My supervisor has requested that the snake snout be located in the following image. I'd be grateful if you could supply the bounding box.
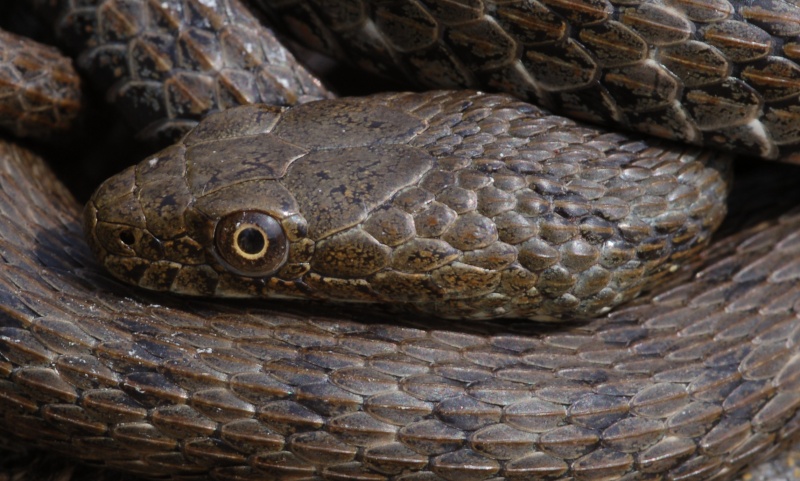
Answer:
[83,165,162,284]
[83,152,209,293]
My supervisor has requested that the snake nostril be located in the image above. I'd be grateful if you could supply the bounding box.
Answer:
[119,230,135,246]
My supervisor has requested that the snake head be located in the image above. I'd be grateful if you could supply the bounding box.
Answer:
[85,92,731,320]
[83,98,434,301]
[82,140,309,298]
[82,104,311,298]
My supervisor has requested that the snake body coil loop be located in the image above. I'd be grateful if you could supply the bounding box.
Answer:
[1,1,800,480]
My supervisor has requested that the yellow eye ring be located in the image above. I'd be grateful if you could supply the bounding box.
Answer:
[214,211,288,277]
[232,223,270,260]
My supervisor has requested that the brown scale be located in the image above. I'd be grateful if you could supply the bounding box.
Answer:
[0,30,81,139]
[29,0,331,143]
[256,0,800,162]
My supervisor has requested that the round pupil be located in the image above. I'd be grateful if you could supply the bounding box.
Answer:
[237,227,266,255]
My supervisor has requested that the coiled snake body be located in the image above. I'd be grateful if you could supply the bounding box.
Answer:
[4,1,800,480]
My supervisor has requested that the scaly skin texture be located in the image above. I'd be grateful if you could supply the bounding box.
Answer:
[30,0,331,142]
[0,136,798,481]
[2,0,800,479]
[0,29,82,139]
[257,0,800,162]
[85,90,730,321]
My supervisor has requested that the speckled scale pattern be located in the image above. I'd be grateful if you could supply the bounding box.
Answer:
[256,0,800,162]
[0,29,82,139]
[31,0,330,142]
[84,90,730,320]
[2,137,800,480]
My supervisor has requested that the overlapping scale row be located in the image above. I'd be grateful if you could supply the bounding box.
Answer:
[2,138,800,480]
[256,0,800,162]
[32,0,330,142]
[0,29,82,139]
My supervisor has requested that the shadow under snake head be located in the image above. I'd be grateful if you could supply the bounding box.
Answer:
[84,91,732,321]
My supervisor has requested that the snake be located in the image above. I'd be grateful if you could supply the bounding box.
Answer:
[4,1,800,480]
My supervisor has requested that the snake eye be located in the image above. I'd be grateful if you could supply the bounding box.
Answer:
[214,211,288,277]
